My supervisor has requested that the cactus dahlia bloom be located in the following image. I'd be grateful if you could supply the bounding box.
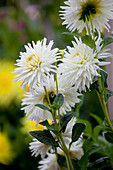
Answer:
[13,38,58,89]
[58,37,102,92]
[60,0,113,33]
[21,75,80,124]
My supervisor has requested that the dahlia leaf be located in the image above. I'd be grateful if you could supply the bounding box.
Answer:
[81,35,96,50]
[60,112,75,133]
[35,104,51,112]
[62,32,82,38]
[29,130,59,147]
[71,123,86,143]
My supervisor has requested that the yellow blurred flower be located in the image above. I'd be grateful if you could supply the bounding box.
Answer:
[20,117,44,134]
[0,132,15,165]
[0,60,29,108]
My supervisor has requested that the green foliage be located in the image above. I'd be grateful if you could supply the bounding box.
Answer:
[53,93,64,110]
[105,89,113,102]
[104,132,113,144]
[39,120,59,136]
[29,130,59,147]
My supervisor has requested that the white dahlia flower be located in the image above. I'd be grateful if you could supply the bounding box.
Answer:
[21,76,55,124]
[22,75,80,123]
[38,153,60,170]
[58,37,100,92]
[60,0,113,33]
[29,139,51,159]
[13,38,58,89]
[69,141,84,160]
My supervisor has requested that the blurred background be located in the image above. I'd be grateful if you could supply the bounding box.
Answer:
[0,0,113,169]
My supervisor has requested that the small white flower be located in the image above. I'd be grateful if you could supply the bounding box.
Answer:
[13,38,58,89]
[58,37,100,92]
[60,0,113,33]
[29,139,51,159]
[38,152,67,170]
[62,117,76,144]
[70,141,84,160]
[22,75,80,123]
[21,76,55,124]
[38,153,58,170]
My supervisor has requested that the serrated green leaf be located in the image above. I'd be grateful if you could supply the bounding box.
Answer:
[101,37,113,49]
[71,123,86,143]
[105,89,113,102]
[105,132,113,144]
[62,32,82,38]
[81,35,96,49]
[60,112,75,133]
[54,93,64,110]
[29,130,59,147]
[100,70,108,88]
[35,104,51,112]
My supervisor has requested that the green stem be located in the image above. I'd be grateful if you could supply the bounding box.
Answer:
[43,86,51,105]
[55,147,61,170]
[85,16,91,36]
[101,92,113,132]
[55,62,61,130]
[96,88,113,132]
[60,135,74,170]
[89,14,95,40]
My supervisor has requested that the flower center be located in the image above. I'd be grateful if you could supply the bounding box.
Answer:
[26,54,42,68]
[43,90,56,105]
[72,52,89,65]
[79,0,102,21]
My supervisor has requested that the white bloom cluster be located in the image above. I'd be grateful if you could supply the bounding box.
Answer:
[21,75,80,124]
[12,0,113,168]
[29,118,84,170]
